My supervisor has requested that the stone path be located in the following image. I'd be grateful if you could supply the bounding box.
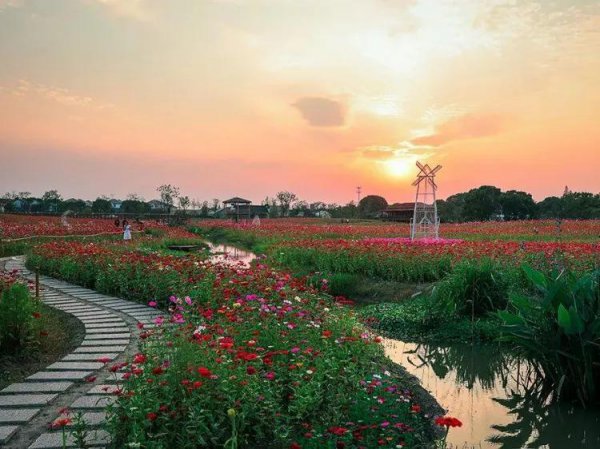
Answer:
[0,257,163,448]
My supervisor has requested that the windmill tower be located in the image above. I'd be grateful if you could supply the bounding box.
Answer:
[410,161,442,240]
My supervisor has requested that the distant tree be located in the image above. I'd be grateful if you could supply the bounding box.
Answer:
[121,199,149,215]
[126,193,145,202]
[290,200,309,217]
[276,191,298,217]
[18,191,31,200]
[2,191,18,200]
[358,195,388,218]
[500,190,537,220]
[211,199,220,212]
[436,193,467,223]
[462,186,502,221]
[201,201,209,217]
[92,198,112,214]
[42,190,62,213]
[178,195,191,212]
[59,199,86,213]
[156,185,180,214]
[310,201,326,211]
[561,192,600,219]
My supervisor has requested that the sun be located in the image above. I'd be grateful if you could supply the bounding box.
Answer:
[384,158,412,177]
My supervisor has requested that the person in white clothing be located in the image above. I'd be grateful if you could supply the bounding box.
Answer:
[123,222,132,242]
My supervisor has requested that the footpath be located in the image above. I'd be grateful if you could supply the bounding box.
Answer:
[0,256,162,448]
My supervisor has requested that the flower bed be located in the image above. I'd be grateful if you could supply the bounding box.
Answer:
[27,242,440,448]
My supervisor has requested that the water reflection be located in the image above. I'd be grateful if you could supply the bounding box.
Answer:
[383,339,600,449]
[205,242,256,267]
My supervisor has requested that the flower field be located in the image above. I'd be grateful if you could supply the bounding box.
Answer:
[192,218,600,242]
[26,240,438,448]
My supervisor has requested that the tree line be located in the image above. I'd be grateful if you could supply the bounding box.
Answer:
[1,185,598,221]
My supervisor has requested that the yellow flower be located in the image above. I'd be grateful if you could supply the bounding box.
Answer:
[227,408,237,418]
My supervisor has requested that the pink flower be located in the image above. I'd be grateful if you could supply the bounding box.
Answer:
[148,301,157,307]
[154,316,164,326]
[290,347,300,353]
[184,296,192,305]
[265,371,276,381]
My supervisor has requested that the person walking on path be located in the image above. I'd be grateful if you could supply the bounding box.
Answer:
[123,219,132,242]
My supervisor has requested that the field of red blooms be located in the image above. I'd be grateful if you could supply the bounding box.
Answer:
[27,241,439,448]
[195,218,600,241]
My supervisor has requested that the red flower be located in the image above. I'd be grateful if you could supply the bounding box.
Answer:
[133,353,147,364]
[411,404,421,413]
[246,366,256,375]
[85,376,97,383]
[290,443,302,449]
[51,417,72,429]
[197,367,212,378]
[146,412,158,422]
[327,426,348,436]
[32,312,41,319]
[97,356,112,364]
[435,416,462,428]
[152,366,164,375]
[322,330,333,338]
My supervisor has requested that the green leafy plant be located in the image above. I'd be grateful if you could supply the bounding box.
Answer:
[497,264,600,405]
[0,281,40,355]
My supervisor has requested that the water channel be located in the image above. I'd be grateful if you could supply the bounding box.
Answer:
[383,339,600,449]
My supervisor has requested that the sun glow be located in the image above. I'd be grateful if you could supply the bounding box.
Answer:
[384,158,412,177]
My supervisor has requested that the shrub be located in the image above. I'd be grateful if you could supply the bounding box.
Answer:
[0,278,40,355]
[498,265,600,405]
[433,260,511,318]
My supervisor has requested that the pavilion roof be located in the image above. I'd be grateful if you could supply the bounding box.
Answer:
[223,197,251,204]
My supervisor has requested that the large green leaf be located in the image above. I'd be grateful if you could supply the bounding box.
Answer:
[522,264,547,291]
[557,303,572,333]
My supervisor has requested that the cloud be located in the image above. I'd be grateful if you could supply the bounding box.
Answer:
[292,97,347,127]
[10,79,114,110]
[411,113,506,147]
[359,141,433,161]
[0,0,21,12]
[90,0,151,21]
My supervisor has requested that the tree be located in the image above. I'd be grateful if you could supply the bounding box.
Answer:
[201,201,209,217]
[276,191,298,217]
[500,190,537,220]
[211,199,220,212]
[18,191,31,199]
[462,186,502,221]
[156,185,180,213]
[92,198,112,213]
[58,199,86,213]
[126,193,145,202]
[436,193,467,223]
[42,190,62,202]
[42,190,62,213]
[358,195,388,218]
[178,195,191,212]
[121,199,149,214]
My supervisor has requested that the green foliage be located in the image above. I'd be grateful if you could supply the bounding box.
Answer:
[0,283,40,355]
[497,265,600,405]
[433,260,511,318]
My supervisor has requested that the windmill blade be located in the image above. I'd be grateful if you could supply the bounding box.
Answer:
[416,161,426,172]
[430,165,442,175]
[412,178,422,186]
[422,164,432,174]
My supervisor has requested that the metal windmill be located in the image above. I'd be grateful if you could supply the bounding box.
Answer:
[410,161,442,240]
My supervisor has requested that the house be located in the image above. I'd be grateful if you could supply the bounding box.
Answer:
[220,197,268,221]
[382,202,418,222]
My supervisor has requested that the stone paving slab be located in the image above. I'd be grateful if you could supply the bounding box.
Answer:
[80,328,129,334]
[70,396,114,409]
[85,333,130,340]
[74,346,127,353]
[67,411,106,427]
[28,429,110,448]
[0,408,40,424]
[71,312,114,318]
[47,362,104,371]
[1,382,73,394]
[84,321,126,327]
[63,353,119,362]
[79,318,124,323]
[0,425,19,444]
[27,371,93,381]
[79,340,129,347]
[0,394,57,407]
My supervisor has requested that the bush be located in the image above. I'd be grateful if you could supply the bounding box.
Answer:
[0,280,40,355]
[498,265,600,405]
[433,260,511,318]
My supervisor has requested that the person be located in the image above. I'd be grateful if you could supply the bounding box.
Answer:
[114,217,120,228]
[123,220,132,242]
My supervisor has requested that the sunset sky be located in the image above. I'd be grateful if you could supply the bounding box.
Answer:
[1,0,599,204]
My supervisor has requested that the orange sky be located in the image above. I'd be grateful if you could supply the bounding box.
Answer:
[0,0,599,204]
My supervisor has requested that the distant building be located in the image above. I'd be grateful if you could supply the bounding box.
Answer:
[110,200,122,212]
[382,202,418,222]
[220,197,268,221]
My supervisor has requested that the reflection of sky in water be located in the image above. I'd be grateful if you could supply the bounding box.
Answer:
[383,339,600,449]
[206,242,256,267]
